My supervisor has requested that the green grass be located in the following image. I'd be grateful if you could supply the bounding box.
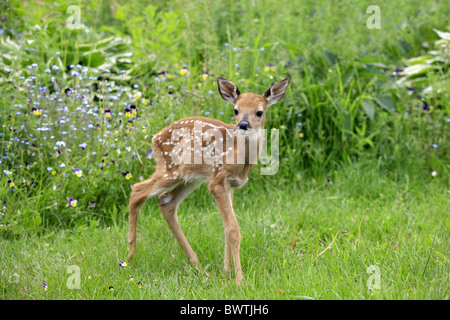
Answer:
[1,170,448,299]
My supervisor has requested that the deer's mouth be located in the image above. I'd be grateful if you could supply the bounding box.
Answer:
[236,127,259,136]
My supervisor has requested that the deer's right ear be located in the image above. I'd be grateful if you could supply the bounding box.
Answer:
[217,77,241,105]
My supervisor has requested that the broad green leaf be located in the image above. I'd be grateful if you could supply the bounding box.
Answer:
[361,99,376,120]
[433,28,450,40]
[375,96,395,112]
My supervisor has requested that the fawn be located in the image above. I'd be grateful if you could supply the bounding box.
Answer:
[128,77,290,284]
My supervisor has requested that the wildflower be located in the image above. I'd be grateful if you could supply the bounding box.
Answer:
[90,201,96,209]
[129,276,134,282]
[299,132,304,138]
[431,171,437,177]
[146,150,153,159]
[392,68,403,76]
[125,145,131,152]
[69,198,77,208]
[202,72,209,80]
[119,262,127,267]
[264,64,276,72]
[8,180,15,188]
[422,103,429,111]
[32,108,43,116]
[42,282,48,291]
[134,91,141,100]
[124,108,131,118]
[56,141,66,148]
[73,168,82,177]
[180,67,188,76]
[130,104,137,116]
[122,172,132,180]
[137,281,142,289]
[432,144,438,148]
[158,70,166,79]
[407,88,414,95]
[104,109,112,118]
[109,286,114,291]
[78,143,87,150]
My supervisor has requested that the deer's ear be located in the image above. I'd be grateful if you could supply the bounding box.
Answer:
[217,77,241,105]
[263,78,290,106]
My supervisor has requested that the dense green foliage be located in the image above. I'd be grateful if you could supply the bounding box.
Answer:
[1,0,448,234]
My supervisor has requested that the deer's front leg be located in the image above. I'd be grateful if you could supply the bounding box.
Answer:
[211,182,243,285]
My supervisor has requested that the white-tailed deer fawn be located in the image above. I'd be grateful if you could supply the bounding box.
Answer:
[128,77,290,285]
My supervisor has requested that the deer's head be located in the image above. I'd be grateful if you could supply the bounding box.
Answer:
[217,77,290,134]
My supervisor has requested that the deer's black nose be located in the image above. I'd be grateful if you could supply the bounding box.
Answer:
[238,121,250,130]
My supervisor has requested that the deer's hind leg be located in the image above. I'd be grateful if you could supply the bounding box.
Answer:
[158,180,202,268]
[128,170,181,259]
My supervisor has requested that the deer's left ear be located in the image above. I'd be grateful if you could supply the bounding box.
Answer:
[263,78,290,106]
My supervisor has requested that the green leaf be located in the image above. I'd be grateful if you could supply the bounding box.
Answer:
[361,99,376,120]
[433,29,450,40]
[402,64,437,77]
[82,51,105,68]
[375,96,395,112]
[324,49,339,66]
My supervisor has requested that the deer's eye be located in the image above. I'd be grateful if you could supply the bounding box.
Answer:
[234,109,239,116]
[256,111,263,117]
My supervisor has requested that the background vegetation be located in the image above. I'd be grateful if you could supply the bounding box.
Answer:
[0,0,448,299]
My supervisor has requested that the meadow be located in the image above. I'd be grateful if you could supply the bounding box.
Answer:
[0,0,449,300]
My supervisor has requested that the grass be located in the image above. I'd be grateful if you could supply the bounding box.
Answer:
[1,169,448,299]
